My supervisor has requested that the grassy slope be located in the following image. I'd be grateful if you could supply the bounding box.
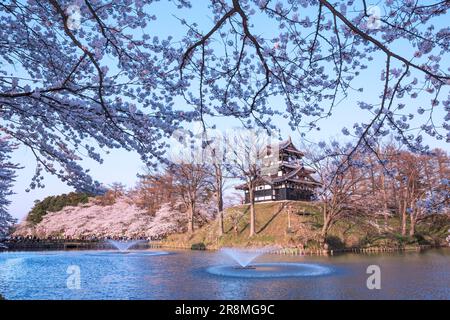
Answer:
[163,200,450,250]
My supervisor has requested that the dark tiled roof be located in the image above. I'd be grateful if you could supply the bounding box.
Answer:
[235,166,321,189]
[261,137,305,158]
[278,137,305,156]
[235,138,317,190]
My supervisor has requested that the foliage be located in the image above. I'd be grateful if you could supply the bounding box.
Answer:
[165,195,449,250]
[15,195,215,239]
[1,0,449,215]
[325,235,345,250]
[146,202,188,239]
[18,197,153,238]
[0,137,19,238]
[132,171,178,214]
[0,0,189,197]
[93,183,127,206]
[304,139,449,243]
[26,192,91,225]
[225,129,274,237]
[306,140,374,244]
[166,201,324,248]
[168,160,214,233]
[191,242,206,250]
[136,159,216,233]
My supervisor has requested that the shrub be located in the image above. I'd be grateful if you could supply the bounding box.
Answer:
[411,233,425,244]
[305,239,321,250]
[191,242,206,250]
[27,192,91,225]
[93,190,119,206]
[325,235,345,250]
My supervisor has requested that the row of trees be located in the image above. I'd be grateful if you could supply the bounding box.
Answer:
[112,134,450,243]
[139,152,236,236]
[106,130,272,236]
[1,1,449,239]
[128,131,449,245]
[134,162,215,234]
[26,192,90,225]
[307,140,449,244]
[4,131,449,244]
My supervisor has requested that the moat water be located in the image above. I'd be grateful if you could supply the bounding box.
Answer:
[0,248,449,299]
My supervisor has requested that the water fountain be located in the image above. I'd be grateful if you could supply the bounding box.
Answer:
[98,239,170,257]
[107,239,144,252]
[220,247,271,269]
[207,246,335,278]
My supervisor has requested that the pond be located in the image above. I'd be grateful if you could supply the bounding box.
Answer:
[0,248,449,299]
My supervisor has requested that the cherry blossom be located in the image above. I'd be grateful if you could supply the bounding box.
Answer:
[13,196,215,239]
[1,0,449,228]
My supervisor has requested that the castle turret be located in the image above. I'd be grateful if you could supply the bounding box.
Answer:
[236,138,321,203]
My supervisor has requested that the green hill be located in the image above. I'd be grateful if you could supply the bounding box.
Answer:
[27,192,91,225]
[162,200,450,251]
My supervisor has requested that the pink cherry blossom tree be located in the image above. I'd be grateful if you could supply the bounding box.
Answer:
[1,0,449,229]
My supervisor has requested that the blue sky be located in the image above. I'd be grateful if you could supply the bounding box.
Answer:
[6,1,450,220]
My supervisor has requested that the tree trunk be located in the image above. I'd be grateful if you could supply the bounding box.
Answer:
[409,215,416,237]
[217,210,224,236]
[320,225,328,247]
[249,187,256,237]
[321,203,329,246]
[401,200,407,236]
[217,187,224,236]
[215,166,224,236]
[188,201,195,233]
[381,173,389,229]
[409,203,419,237]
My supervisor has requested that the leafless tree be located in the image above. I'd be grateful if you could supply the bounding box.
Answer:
[305,141,375,246]
[226,130,276,237]
[169,158,212,234]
